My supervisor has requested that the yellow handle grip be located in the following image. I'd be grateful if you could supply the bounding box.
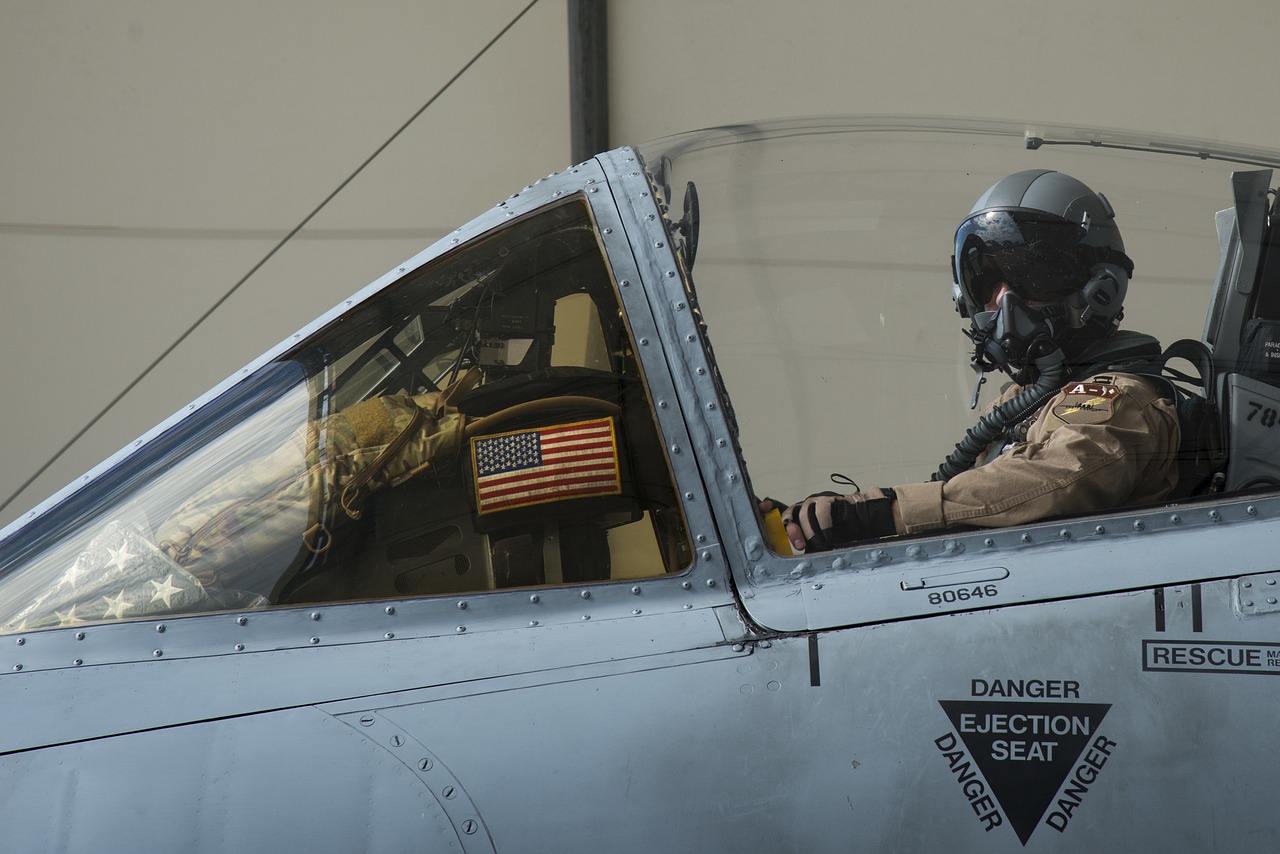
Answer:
[763,508,793,556]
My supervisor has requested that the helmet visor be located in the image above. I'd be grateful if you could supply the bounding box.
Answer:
[953,211,1087,310]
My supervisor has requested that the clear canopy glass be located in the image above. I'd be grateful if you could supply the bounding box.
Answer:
[0,199,689,632]
[639,117,1266,505]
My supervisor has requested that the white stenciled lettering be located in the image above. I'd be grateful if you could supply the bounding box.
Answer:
[991,739,1057,761]
[957,712,1090,736]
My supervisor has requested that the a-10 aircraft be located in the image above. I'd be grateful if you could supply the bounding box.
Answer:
[4,116,1280,852]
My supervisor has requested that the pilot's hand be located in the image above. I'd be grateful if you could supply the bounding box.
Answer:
[757,497,788,515]
[781,489,898,553]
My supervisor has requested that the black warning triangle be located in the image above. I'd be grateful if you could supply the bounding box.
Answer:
[939,700,1110,845]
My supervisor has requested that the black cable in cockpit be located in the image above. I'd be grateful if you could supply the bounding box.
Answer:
[447,285,497,387]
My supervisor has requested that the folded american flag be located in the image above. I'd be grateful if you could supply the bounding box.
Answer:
[471,417,621,514]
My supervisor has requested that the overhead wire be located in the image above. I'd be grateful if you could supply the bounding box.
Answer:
[0,0,543,518]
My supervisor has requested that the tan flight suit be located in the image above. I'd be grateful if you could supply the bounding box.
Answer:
[892,372,1181,534]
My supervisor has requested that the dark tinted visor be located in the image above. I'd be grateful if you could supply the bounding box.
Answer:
[953,211,1087,309]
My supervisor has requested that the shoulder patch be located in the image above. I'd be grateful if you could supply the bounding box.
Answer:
[1052,382,1121,425]
[1060,381,1121,398]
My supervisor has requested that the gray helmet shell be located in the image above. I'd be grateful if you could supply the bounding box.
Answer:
[967,169,1125,255]
[954,170,1133,380]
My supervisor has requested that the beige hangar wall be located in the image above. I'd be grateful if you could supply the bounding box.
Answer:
[0,1,570,526]
[2,0,1278,527]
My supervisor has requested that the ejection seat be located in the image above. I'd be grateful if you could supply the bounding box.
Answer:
[1200,169,1280,493]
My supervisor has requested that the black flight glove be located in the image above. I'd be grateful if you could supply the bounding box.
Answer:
[781,488,898,553]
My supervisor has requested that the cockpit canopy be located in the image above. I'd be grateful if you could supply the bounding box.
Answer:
[6,116,1280,635]
[0,198,689,632]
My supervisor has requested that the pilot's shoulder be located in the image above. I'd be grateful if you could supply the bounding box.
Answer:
[1060,371,1168,402]
[1048,372,1168,426]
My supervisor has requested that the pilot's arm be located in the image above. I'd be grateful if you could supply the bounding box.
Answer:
[781,373,1180,550]
[894,373,1179,534]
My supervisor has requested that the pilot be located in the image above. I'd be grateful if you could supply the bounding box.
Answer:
[772,169,1181,552]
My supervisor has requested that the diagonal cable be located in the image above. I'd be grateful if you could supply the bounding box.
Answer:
[1,0,542,518]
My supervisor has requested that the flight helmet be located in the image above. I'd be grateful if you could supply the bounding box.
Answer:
[952,169,1135,382]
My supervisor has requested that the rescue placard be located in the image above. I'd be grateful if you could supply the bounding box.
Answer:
[1143,639,1280,674]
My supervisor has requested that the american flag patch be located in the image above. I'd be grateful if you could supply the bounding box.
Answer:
[471,417,621,514]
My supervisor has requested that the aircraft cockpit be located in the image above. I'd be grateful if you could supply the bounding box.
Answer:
[0,198,690,632]
[639,121,1280,527]
[11,119,1280,852]
[6,118,1280,641]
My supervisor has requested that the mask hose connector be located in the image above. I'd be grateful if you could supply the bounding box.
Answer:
[932,348,1066,482]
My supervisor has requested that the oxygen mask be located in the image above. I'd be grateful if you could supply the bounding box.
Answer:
[965,290,1063,385]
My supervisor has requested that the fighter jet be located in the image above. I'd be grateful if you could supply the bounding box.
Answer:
[2,116,1280,852]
